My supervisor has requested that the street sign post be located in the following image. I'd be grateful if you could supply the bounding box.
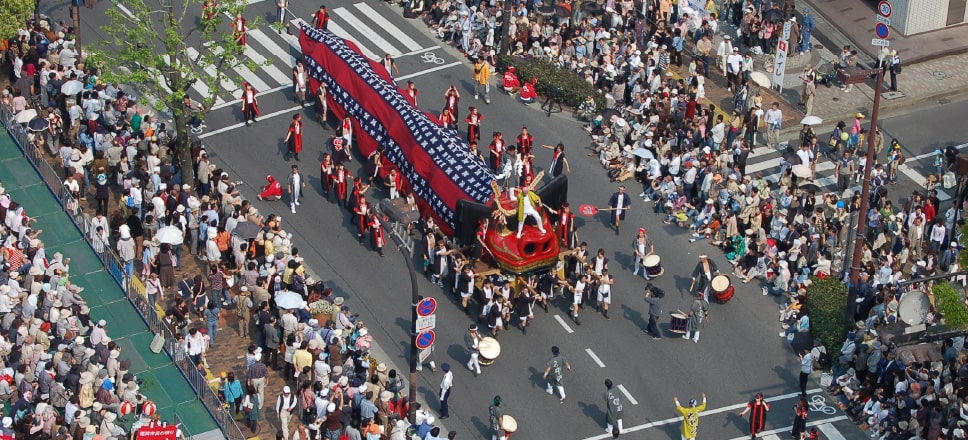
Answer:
[874,23,890,39]
[416,331,436,350]
[419,348,433,363]
[877,0,893,17]
[781,21,792,41]
[416,297,437,317]
[772,39,788,93]
[875,15,892,25]
[416,314,436,333]
[872,38,891,47]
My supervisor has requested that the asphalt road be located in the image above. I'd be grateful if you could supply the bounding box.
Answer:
[62,1,968,437]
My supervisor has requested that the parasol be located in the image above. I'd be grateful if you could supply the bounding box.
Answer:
[792,164,813,179]
[631,148,655,160]
[799,115,823,126]
[749,71,772,88]
[15,109,38,124]
[232,221,260,240]
[60,80,84,96]
[154,226,185,244]
[274,291,305,309]
[27,118,50,132]
[798,183,822,194]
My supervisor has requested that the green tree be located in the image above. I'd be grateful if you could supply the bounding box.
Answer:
[0,0,35,41]
[89,0,265,185]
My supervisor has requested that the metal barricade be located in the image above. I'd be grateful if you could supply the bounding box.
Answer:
[1,103,250,440]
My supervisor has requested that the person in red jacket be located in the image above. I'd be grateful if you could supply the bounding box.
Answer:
[258,175,282,200]
[502,67,521,94]
[519,78,538,104]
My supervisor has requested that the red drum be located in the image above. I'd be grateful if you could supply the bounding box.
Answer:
[711,274,735,303]
[670,313,688,333]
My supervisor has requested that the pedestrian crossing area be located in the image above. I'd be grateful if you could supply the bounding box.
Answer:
[740,142,952,201]
[133,1,439,109]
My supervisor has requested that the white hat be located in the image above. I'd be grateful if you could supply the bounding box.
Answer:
[327,403,336,412]
[283,386,291,393]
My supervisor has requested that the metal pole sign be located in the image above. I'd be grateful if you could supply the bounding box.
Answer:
[781,21,792,41]
[772,39,788,93]
[416,330,436,350]
[874,0,892,49]
[416,297,437,317]
[415,314,436,333]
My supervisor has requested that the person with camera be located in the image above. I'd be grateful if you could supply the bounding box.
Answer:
[644,283,664,339]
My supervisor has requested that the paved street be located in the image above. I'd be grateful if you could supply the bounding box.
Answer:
[58,0,968,438]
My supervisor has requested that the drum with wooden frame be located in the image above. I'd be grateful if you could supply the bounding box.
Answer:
[478,336,501,366]
[502,415,518,438]
[670,312,688,334]
[711,274,735,303]
[643,254,664,277]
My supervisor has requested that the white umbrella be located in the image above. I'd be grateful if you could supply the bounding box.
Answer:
[799,115,823,126]
[792,164,813,179]
[154,226,184,244]
[631,148,655,160]
[61,80,84,96]
[750,71,771,88]
[15,109,38,124]
[274,291,304,309]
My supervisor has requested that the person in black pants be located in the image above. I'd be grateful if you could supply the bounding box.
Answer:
[644,284,664,339]
[799,349,813,396]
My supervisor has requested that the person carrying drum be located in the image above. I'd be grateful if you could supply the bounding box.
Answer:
[683,292,709,344]
[489,395,506,440]
[465,324,482,375]
[688,254,719,298]
[675,393,707,440]
[543,346,572,402]
[644,283,664,340]
[631,228,655,280]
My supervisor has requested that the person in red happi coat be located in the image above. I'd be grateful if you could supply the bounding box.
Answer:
[283,114,304,161]
[233,13,247,46]
[240,82,259,125]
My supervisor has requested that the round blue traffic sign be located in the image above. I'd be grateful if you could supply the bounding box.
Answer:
[878,1,892,17]
[416,331,436,350]
[875,23,890,39]
[417,297,437,317]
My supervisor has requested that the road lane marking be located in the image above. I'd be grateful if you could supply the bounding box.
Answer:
[585,348,606,368]
[617,384,638,405]
[241,40,291,86]
[353,3,422,51]
[907,142,967,161]
[396,62,462,82]
[185,47,236,103]
[332,7,402,56]
[898,164,952,200]
[578,388,822,440]
[398,45,441,57]
[248,28,296,66]
[725,416,849,440]
[197,105,303,139]
[552,314,574,334]
[816,422,848,440]
[324,20,379,60]
[210,46,271,93]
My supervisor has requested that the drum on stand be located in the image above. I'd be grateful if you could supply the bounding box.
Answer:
[478,337,501,366]
[643,254,664,277]
[502,415,518,439]
[711,274,735,303]
[670,312,688,333]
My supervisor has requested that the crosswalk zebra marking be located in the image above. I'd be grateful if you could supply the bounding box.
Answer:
[353,3,423,52]
[241,41,291,86]
[209,45,271,93]
[332,7,403,57]
[183,48,235,105]
[248,28,297,66]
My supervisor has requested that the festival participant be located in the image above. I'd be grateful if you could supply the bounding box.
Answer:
[354,198,371,245]
[405,81,419,106]
[466,107,482,143]
[341,116,354,151]
[607,185,631,235]
[502,66,521,94]
[515,126,533,156]
[368,212,386,257]
[738,392,770,439]
[443,85,460,120]
[312,5,330,30]
[557,202,575,249]
[542,143,571,178]
[439,108,456,129]
[319,153,334,199]
[292,59,308,106]
[330,163,349,207]
[488,132,505,174]
[240,82,259,125]
[233,12,247,46]
[258,175,282,201]
[519,79,538,104]
[675,393,707,440]
[283,114,304,161]
[314,83,328,123]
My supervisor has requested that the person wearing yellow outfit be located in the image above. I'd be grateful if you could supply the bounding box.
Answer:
[675,393,707,440]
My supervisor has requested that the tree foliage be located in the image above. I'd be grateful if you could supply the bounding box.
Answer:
[934,282,968,328]
[806,275,849,347]
[88,0,266,183]
[0,0,34,41]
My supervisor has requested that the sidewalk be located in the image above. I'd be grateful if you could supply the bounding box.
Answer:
[0,135,219,437]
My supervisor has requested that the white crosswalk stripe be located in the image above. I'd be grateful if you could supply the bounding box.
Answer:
[331,7,403,57]
[248,28,296,66]
[241,43,291,86]
[352,3,423,52]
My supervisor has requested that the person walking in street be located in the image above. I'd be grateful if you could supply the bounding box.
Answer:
[236,286,252,338]
[472,57,491,104]
[791,396,809,439]
[644,283,664,339]
[287,165,304,214]
[312,5,329,30]
[465,324,482,375]
[240,82,259,125]
[439,363,452,419]
[604,379,624,435]
[543,142,571,178]
[631,228,654,279]
[284,114,304,161]
[608,186,631,235]
[683,292,709,344]
[798,349,813,396]
[543,346,572,402]
[738,392,770,439]
[292,59,308,106]
[570,274,588,325]
[764,102,782,150]
[688,254,719,298]
[834,150,855,193]
[488,396,505,440]
[276,386,297,440]
[596,269,614,320]
[675,393,707,440]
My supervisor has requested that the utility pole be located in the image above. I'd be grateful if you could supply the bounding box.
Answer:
[71,0,82,54]
[499,0,513,55]
[845,69,884,333]
[379,217,419,424]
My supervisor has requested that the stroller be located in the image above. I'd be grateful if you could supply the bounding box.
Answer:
[814,57,838,88]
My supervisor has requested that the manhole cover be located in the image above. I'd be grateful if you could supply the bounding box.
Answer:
[939,98,952,104]
[932,71,951,80]
[814,44,825,50]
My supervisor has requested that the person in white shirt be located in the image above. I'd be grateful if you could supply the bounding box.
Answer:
[716,35,734,78]
[439,363,453,418]
[726,48,743,91]
[764,102,783,149]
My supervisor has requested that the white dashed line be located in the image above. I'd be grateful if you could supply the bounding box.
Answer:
[617,384,638,405]
[552,314,574,334]
[585,348,606,368]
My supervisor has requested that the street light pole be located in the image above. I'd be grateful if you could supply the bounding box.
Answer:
[379,218,419,424]
[845,68,884,334]
[500,0,513,55]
